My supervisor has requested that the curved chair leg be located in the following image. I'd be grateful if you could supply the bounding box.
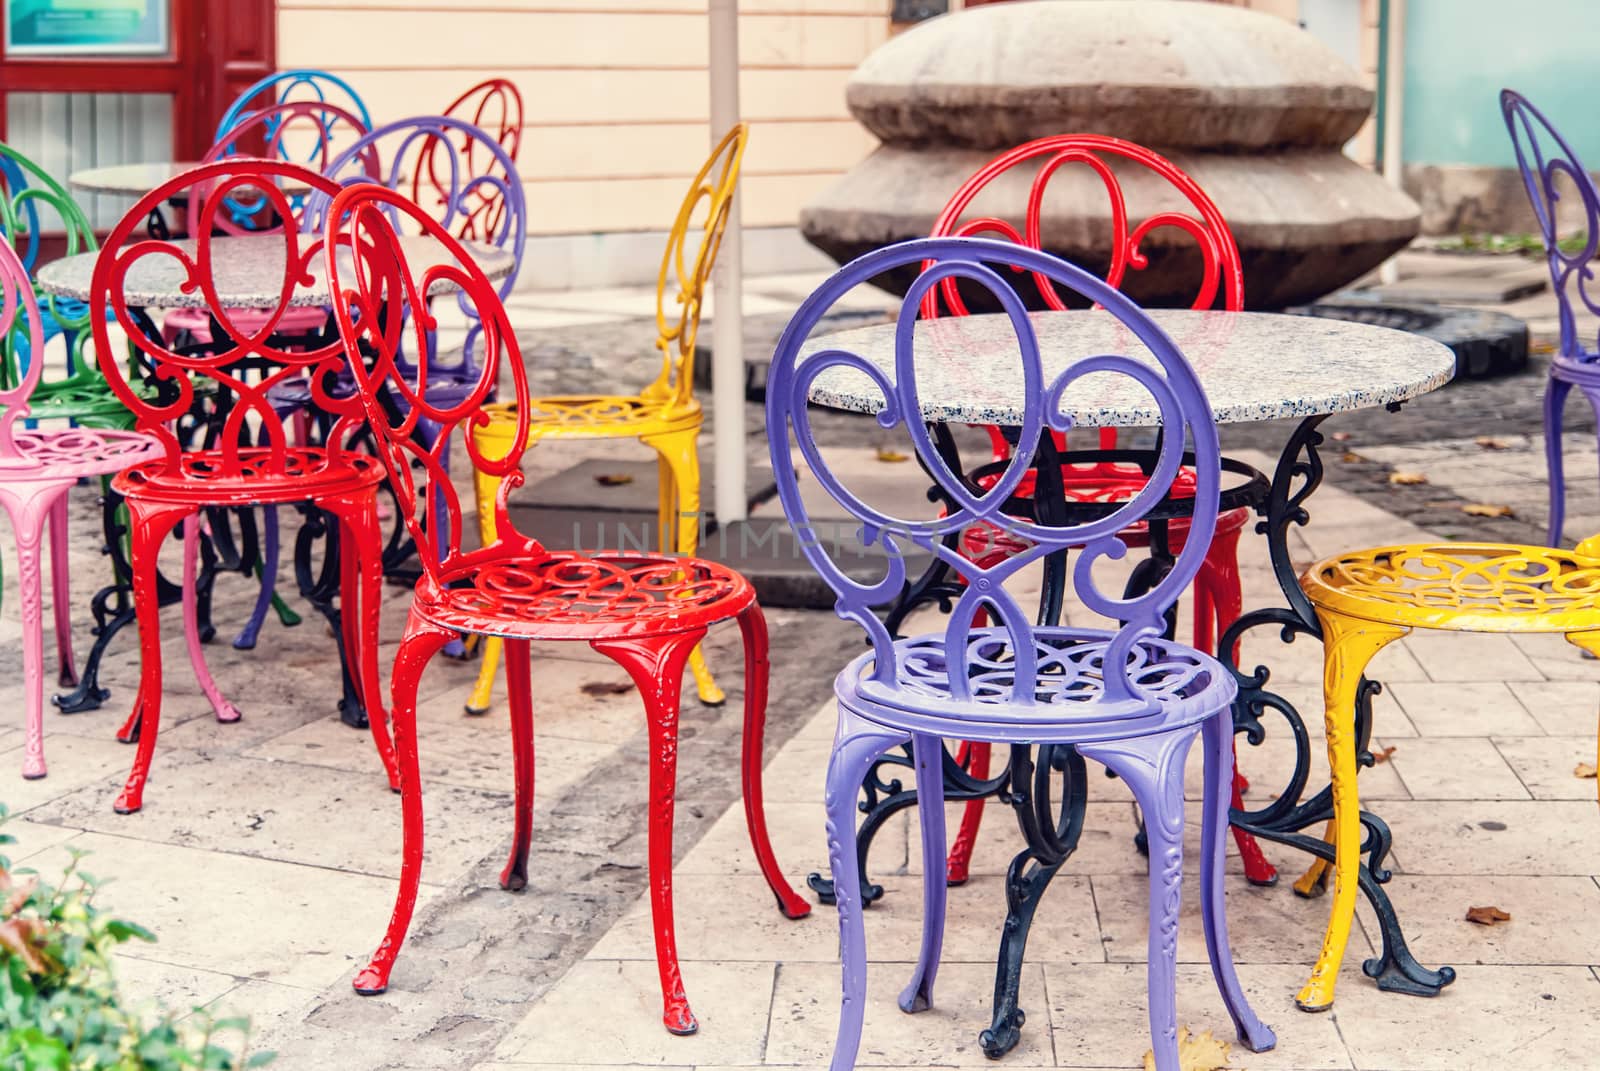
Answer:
[1296,609,1408,1012]
[182,516,241,724]
[47,491,77,688]
[946,740,990,885]
[353,614,457,995]
[902,730,949,1014]
[646,426,723,707]
[0,482,73,778]
[115,499,192,814]
[466,466,505,715]
[324,490,397,788]
[735,604,812,919]
[827,707,912,1071]
[946,603,993,885]
[1196,525,1278,888]
[1565,630,1600,804]
[1078,727,1202,1071]
[234,506,279,650]
[500,635,536,891]
[1199,711,1277,1052]
[592,628,707,1036]
[1545,375,1572,546]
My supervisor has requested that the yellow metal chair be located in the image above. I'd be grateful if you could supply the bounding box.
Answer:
[465,124,748,713]
[1292,539,1600,1013]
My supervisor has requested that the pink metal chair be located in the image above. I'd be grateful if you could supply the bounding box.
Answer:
[0,238,161,777]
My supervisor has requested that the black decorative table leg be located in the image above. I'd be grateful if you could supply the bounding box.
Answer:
[1219,413,1455,999]
[292,503,370,729]
[981,742,1088,1059]
[53,488,219,716]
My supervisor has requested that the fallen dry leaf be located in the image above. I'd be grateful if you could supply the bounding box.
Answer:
[1465,905,1512,926]
[1144,1027,1233,1071]
[1371,745,1397,764]
[1339,451,1366,463]
[595,473,634,487]
[1575,762,1597,780]
[1474,436,1513,450]
[0,918,52,974]
[1388,471,1429,486]
[580,680,635,698]
[1463,503,1516,518]
[1531,340,1556,355]
[874,446,910,463]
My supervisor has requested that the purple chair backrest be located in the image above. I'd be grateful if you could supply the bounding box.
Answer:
[0,235,44,455]
[1502,89,1600,358]
[308,115,526,369]
[766,236,1221,715]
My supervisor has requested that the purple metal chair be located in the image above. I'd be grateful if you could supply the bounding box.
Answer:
[766,237,1275,1071]
[1502,89,1600,546]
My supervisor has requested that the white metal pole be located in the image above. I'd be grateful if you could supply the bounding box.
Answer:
[1379,0,1406,285]
[709,0,748,525]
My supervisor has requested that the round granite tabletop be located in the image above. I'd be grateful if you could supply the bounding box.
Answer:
[35,235,516,310]
[68,162,312,197]
[804,309,1456,427]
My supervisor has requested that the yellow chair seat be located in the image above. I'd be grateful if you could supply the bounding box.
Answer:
[479,394,700,444]
[1302,542,1600,633]
[1292,539,1600,1016]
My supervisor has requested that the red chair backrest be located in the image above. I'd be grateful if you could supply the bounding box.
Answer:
[417,78,525,243]
[323,182,538,585]
[922,134,1243,318]
[90,159,364,476]
[925,135,1242,457]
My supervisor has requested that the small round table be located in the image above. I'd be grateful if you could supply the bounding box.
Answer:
[35,234,515,308]
[68,164,317,240]
[803,308,1457,1055]
[67,162,310,198]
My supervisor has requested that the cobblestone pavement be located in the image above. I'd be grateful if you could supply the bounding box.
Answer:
[5,254,1599,1069]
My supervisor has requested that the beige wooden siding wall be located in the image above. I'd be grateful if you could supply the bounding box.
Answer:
[277,0,886,239]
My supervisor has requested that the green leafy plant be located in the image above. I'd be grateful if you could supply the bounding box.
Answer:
[1437,231,1590,256]
[0,806,272,1070]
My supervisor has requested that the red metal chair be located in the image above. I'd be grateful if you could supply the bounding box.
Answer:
[323,182,809,1034]
[924,134,1275,887]
[89,159,395,813]
[422,77,525,244]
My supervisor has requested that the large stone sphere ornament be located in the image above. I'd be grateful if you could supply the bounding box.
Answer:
[801,0,1421,309]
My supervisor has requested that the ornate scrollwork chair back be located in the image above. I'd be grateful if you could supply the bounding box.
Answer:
[428,79,525,244]
[215,69,373,152]
[922,134,1243,321]
[91,160,361,475]
[646,122,747,413]
[323,182,537,585]
[311,115,526,374]
[199,101,375,237]
[768,236,1222,714]
[1501,89,1600,359]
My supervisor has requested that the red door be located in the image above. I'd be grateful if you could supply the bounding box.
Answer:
[0,0,275,163]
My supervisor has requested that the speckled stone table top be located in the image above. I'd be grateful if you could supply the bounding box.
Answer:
[67,162,313,197]
[35,235,515,310]
[804,309,1456,427]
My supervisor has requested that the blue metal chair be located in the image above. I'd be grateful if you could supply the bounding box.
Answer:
[766,236,1276,1071]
